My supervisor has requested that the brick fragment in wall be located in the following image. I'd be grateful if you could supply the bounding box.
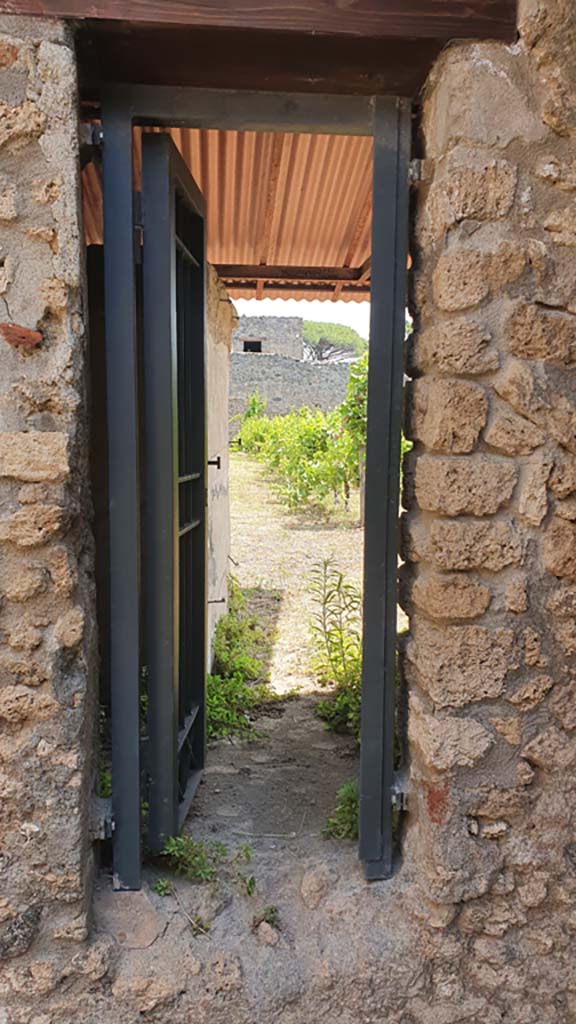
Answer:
[410,518,523,572]
[407,622,517,708]
[413,455,518,516]
[412,573,491,620]
[410,318,499,375]
[543,517,576,577]
[0,432,68,482]
[505,302,576,365]
[484,406,545,456]
[409,379,487,454]
[409,694,494,771]
[432,242,527,312]
[0,322,43,351]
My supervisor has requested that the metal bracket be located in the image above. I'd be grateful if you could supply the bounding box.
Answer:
[208,455,221,469]
[391,772,409,812]
[409,158,424,185]
[90,796,115,841]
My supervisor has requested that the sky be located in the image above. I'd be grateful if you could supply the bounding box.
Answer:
[235,297,371,339]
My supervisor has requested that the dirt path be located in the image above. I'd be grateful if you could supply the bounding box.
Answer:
[188,452,361,851]
[228,451,363,695]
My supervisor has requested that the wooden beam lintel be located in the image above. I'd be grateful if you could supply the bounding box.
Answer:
[216,263,371,284]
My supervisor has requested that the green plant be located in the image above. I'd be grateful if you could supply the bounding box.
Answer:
[207,576,276,740]
[97,766,112,798]
[309,559,363,740]
[152,878,173,897]
[161,836,228,883]
[323,779,359,840]
[190,915,210,936]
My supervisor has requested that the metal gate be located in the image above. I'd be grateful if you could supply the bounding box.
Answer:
[141,135,207,853]
[100,87,410,889]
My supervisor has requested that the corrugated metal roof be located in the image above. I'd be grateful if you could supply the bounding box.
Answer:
[83,127,373,302]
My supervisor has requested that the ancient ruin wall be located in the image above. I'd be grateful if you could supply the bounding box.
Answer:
[0,15,97,977]
[2,3,576,1022]
[232,316,303,359]
[229,351,349,433]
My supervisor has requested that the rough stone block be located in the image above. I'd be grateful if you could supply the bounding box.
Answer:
[0,503,63,547]
[547,581,576,617]
[555,494,576,520]
[505,577,528,613]
[0,98,46,149]
[410,379,487,454]
[507,675,554,709]
[414,455,517,517]
[0,432,68,482]
[433,242,527,313]
[484,408,545,455]
[411,319,499,375]
[408,623,517,707]
[412,573,491,620]
[517,452,552,526]
[543,517,576,577]
[523,727,576,772]
[549,449,576,498]
[494,359,550,424]
[53,607,84,649]
[550,681,576,732]
[410,695,494,771]
[547,395,576,455]
[420,518,523,572]
[506,302,576,365]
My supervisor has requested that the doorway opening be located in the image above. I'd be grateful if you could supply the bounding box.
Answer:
[84,86,410,893]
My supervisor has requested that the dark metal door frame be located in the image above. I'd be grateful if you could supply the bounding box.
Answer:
[101,84,411,890]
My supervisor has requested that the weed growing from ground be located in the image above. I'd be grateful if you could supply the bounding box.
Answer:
[309,559,362,741]
[152,878,173,897]
[161,836,228,882]
[207,576,282,740]
[323,779,359,840]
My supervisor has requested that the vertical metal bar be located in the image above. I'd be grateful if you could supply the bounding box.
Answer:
[141,135,180,850]
[102,100,142,889]
[359,97,411,880]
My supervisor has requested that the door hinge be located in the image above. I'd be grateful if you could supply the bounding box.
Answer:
[408,159,424,185]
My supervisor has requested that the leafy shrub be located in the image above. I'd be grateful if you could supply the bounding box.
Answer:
[207,576,276,740]
[309,559,362,741]
[323,779,359,840]
[238,406,358,510]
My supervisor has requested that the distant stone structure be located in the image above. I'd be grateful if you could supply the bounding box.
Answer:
[232,315,304,360]
[230,315,351,431]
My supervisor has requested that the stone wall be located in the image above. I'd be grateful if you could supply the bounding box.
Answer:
[2,3,576,1023]
[232,315,303,359]
[206,266,235,658]
[0,13,96,981]
[230,352,349,433]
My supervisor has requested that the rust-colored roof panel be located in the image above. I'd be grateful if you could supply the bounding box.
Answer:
[83,127,374,301]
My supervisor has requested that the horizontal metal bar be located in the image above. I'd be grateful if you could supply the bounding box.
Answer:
[178,518,201,537]
[216,262,371,283]
[101,84,376,136]
[177,705,200,753]
[178,472,201,484]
